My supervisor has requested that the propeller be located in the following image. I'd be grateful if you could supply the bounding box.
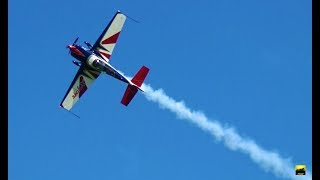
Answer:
[67,37,79,54]
[72,37,79,45]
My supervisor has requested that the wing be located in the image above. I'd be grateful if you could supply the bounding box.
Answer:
[60,67,101,110]
[91,11,126,62]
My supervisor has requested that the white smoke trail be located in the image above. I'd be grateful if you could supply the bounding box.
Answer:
[141,83,312,180]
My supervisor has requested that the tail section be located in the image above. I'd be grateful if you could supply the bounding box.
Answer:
[121,66,149,106]
[131,66,149,87]
[121,85,139,106]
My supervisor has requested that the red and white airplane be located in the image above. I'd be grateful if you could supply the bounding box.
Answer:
[60,10,149,111]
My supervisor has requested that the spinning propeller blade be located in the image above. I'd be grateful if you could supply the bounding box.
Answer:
[73,37,79,45]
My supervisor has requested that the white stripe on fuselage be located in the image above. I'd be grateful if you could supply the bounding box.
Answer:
[86,54,132,84]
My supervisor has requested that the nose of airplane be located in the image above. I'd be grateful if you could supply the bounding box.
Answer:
[67,45,76,54]
[66,44,85,57]
[66,45,75,49]
[67,45,73,54]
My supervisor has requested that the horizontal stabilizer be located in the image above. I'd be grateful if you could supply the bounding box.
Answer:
[131,66,149,87]
[121,85,138,106]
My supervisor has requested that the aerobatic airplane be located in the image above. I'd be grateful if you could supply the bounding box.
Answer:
[60,10,149,110]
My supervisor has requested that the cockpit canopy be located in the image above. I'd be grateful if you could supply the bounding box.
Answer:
[92,59,100,66]
[92,59,105,70]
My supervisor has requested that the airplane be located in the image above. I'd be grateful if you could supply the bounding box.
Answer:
[60,10,149,111]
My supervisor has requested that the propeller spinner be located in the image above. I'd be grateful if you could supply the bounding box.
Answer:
[67,37,79,54]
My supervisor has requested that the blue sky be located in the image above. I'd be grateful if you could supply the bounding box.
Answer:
[9,0,311,179]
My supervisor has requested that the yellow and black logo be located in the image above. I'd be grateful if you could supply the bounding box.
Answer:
[295,164,306,175]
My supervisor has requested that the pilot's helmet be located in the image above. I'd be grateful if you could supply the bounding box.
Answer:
[93,60,99,66]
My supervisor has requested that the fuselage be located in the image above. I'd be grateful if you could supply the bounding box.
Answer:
[67,43,130,84]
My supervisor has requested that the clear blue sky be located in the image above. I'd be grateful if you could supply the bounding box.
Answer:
[9,0,311,179]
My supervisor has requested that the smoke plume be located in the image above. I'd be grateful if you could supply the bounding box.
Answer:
[141,83,312,180]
